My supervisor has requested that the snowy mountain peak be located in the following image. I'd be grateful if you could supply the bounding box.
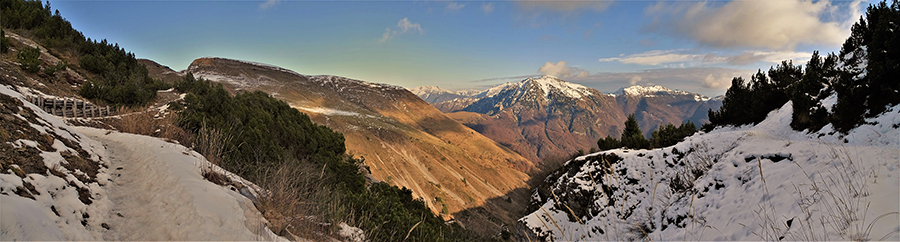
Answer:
[613,84,692,97]
[408,85,449,96]
[521,75,594,99]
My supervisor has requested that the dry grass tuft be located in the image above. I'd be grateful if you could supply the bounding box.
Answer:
[255,157,341,241]
[104,106,192,146]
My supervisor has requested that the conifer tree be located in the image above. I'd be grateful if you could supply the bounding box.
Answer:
[620,114,650,149]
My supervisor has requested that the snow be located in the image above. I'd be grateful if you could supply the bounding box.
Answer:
[525,75,594,100]
[309,75,405,91]
[613,84,692,97]
[408,85,451,96]
[338,222,365,242]
[0,84,288,241]
[1,195,67,240]
[291,105,378,119]
[519,101,900,241]
[75,127,286,241]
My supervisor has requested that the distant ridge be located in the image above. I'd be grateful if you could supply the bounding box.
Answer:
[414,76,723,163]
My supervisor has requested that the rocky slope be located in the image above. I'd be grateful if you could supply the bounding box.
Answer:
[182,57,533,235]
[415,78,722,163]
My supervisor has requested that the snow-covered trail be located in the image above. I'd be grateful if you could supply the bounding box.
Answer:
[76,127,282,241]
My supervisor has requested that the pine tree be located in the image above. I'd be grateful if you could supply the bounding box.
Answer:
[833,0,900,132]
[791,51,837,131]
[620,114,650,149]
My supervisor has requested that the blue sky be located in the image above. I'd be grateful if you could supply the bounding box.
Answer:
[51,0,872,96]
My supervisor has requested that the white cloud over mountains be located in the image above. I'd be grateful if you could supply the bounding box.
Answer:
[599,49,812,66]
[380,18,424,43]
[582,67,752,95]
[538,61,590,79]
[532,61,748,95]
[646,0,864,50]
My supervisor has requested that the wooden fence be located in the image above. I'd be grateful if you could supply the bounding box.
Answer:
[25,96,113,118]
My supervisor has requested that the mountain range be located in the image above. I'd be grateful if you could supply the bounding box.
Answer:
[411,76,723,163]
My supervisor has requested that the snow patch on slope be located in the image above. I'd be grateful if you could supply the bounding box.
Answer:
[526,75,594,100]
[518,101,900,241]
[612,84,693,97]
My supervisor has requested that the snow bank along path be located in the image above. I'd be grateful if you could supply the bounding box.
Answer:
[2,83,283,240]
[75,127,283,241]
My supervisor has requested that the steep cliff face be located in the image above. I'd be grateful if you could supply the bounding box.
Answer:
[183,57,532,234]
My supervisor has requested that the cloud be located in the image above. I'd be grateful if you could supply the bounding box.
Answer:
[481,3,495,14]
[646,0,859,49]
[582,22,602,38]
[702,74,730,89]
[628,75,643,85]
[258,0,280,10]
[446,2,466,12]
[398,18,424,34]
[379,18,424,43]
[599,49,811,66]
[584,67,753,95]
[538,61,590,79]
[517,0,613,12]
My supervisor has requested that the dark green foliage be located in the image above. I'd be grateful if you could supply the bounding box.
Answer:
[16,46,40,73]
[708,1,899,133]
[2,0,167,106]
[832,0,900,132]
[597,135,620,151]
[708,63,798,129]
[650,122,696,148]
[175,74,353,188]
[790,51,837,131]
[707,77,751,129]
[174,75,481,241]
[1,29,9,53]
[347,183,479,241]
[597,114,693,151]
[598,120,697,151]
[620,114,650,149]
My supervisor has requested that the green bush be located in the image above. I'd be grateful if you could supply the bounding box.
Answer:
[650,122,696,148]
[16,46,40,73]
[1,29,9,53]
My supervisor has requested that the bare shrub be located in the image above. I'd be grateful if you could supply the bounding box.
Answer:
[193,121,231,166]
[105,107,192,146]
[256,157,339,241]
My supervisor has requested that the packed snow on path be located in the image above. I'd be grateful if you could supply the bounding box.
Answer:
[0,84,285,241]
[76,127,285,241]
[519,101,900,241]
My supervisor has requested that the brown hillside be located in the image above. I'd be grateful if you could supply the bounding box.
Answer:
[182,57,533,236]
